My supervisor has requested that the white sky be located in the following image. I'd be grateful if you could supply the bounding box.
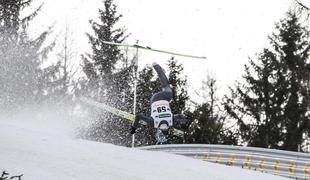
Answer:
[30,0,304,100]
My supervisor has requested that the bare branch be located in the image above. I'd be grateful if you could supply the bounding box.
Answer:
[295,0,310,11]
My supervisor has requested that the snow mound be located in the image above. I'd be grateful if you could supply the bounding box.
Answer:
[0,119,289,180]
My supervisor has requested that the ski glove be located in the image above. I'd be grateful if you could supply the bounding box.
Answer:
[130,126,136,134]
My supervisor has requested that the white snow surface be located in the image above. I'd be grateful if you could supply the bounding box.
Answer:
[0,119,289,180]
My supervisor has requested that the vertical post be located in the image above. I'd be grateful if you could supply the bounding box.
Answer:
[297,121,300,152]
[131,45,139,148]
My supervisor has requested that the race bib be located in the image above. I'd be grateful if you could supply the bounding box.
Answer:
[151,100,173,128]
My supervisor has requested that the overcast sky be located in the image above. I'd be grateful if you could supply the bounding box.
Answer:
[30,0,307,101]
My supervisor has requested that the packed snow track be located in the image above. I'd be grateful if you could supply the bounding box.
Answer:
[0,119,289,180]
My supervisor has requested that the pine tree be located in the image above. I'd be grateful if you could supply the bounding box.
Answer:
[134,66,160,145]
[167,58,189,144]
[168,57,189,114]
[42,24,78,109]
[0,0,54,111]
[79,0,133,146]
[224,11,310,151]
[277,11,310,151]
[81,0,128,100]
[56,24,76,96]
[186,76,237,144]
[185,103,222,144]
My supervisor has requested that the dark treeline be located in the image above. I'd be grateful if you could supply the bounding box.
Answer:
[224,10,310,152]
[1,0,310,152]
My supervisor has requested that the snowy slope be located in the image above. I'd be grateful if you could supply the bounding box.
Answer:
[0,119,289,180]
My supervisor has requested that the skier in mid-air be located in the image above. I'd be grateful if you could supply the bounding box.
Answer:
[130,63,187,143]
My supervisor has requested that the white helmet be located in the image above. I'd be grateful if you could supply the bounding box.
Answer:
[158,120,169,131]
[159,123,168,131]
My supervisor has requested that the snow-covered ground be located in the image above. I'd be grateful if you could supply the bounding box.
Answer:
[0,117,289,180]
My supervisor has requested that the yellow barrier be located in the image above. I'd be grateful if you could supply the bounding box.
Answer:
[287,160,296,177]
[140,144,310,180]
[273,159,281,175]
[243,155,251,169]
[227,153,237,166]
[257,156,265,172]
[201,152,310,179]
[203,152,209,161]
[214,152,222,163]
[304,163,310,177]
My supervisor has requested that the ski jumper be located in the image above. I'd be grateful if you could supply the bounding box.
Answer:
[132,63,186,131]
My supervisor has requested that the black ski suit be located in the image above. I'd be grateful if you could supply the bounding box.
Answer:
[131,63,187,134]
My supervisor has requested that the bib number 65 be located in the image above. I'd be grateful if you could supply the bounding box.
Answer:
[157,106,167,113]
